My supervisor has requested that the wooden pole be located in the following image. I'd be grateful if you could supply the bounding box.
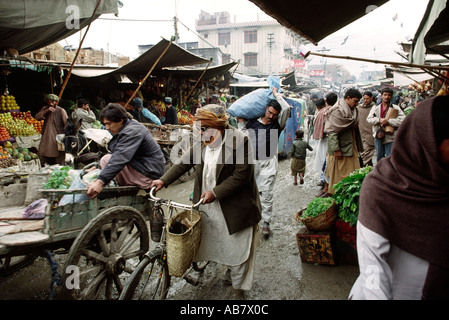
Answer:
[58,0,102,99]
[180,57,213,111]
[308,51,449,72]
[220,60,240,97]
[124,39,173,108]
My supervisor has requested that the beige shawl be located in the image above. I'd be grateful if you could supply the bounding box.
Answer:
[324,99,358,133]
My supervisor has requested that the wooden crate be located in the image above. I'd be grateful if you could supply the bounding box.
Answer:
[296,229,336,265]
[335,218,358,266]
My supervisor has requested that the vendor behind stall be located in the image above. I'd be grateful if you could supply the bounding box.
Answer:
[86,103,165,198]
[35,94,68,166]
[71,99,96,129]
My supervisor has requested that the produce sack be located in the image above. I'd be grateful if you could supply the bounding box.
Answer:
[58,169,100,206]
[384,108,398,134]
[227,76,282,120]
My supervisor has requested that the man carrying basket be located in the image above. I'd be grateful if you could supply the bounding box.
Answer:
[151,104,261,300]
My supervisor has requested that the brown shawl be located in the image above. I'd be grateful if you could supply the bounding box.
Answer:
[359,95,449,299]
[313,106,330,140]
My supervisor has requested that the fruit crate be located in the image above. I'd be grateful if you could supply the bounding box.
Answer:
[335,218,358,266]
[296,228,336,265]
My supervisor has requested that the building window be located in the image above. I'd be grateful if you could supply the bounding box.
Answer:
[218,32,230,46]
[244,30,257,43]
[222,54,231,64]
[203,34,208,39]
[244,53,257,67]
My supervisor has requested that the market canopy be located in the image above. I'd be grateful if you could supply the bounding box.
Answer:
[0,0,118,55]
[409,0,449,64]
[71,38,211,82]
[160,61,237,81]
[248,0,389,45]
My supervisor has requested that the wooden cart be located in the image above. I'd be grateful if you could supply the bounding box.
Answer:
[143,123,196,183]
[0,176,152,300]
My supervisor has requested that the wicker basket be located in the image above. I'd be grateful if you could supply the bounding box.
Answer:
[297,201,338,231]
[166,209,202,277]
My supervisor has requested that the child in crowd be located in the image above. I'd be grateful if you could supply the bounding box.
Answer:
[289,130,313,185]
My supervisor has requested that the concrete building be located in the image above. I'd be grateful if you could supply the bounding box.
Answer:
[195,11,310,78]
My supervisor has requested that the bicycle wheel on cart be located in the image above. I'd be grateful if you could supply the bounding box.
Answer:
[119,247,171,300]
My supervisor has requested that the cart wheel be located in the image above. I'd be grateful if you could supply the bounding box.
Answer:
[61,206,149,300]
[0,254,38,277]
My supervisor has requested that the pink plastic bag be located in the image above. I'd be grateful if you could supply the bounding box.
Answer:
[22,198,48,220]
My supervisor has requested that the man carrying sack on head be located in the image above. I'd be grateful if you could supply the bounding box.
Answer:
[151,104,261,300]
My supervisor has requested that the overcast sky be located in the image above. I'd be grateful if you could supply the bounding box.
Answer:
[60,0,429,77]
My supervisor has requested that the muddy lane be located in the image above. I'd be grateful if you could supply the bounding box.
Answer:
[0,143,359,300]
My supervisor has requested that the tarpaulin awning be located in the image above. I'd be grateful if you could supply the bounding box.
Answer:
[0,0,118,54]
[113,39,210,75]
[71,38,211,81]
[160,61,237,81]
[392,67,435,86]
[248,0,389,45]
[410,0,449,64]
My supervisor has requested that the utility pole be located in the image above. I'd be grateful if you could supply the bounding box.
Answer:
[267,33,274,74]
[317,47,330,85]
[173,16,179,43]
[173,0,179,43]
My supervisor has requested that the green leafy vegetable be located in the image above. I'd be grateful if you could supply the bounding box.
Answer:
[43,166,72,189]
[302,197,335,218]
[332,166,373,226]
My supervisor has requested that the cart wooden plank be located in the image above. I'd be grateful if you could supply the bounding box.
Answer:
[0,220,44,236]
[0,206,25,220]
[0,231,49,246]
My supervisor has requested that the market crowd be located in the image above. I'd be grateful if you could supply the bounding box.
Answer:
[304,86,449,300]
[33,78,448,300]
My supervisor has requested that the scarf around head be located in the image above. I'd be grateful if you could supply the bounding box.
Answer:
[194,104,228,129]
[324,99,358,133]
[358,96,449,298]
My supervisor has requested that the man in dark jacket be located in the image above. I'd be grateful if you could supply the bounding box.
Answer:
[86,103,165,198]
[151,104,261,299]
[164,97,178,125]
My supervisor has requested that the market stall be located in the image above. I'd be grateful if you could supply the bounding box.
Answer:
[0,93,43,170]
[68,39,237,123]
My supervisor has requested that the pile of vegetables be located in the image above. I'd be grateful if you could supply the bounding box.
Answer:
[43,166,74,189]
[91,120,102,129]
[332,166,373,226]
[301,197,335,218]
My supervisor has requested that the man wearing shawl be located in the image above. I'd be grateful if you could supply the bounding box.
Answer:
[313,92,338,195]
[324,88,363,194]
[36,93,68,166]
[151,104,261,300]
[350,95,449,299]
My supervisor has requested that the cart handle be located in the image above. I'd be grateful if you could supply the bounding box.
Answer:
[149,187,203,210]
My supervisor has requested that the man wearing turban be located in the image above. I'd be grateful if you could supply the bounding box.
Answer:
[35,93,68,166]
[151,104,261,299]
